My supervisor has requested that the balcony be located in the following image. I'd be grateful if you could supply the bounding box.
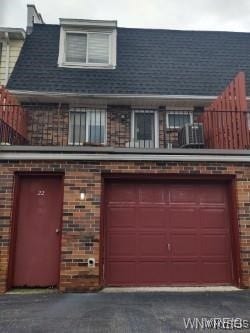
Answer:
[0,104,250,150]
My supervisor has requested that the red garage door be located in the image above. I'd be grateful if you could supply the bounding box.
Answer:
[104,181,234,286]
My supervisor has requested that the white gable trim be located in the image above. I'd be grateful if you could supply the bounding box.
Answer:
[59,18,117,28]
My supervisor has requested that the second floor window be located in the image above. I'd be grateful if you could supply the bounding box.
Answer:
[69,109,106,145]
[132,110,159,148]
[65,32,110,65]
[166,111,193,128]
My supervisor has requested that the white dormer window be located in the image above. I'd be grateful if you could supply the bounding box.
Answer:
[65,32,110,64]
[58,19,117,69]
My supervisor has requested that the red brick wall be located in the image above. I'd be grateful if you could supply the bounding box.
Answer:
[24,106,181,148]
[106,106,131,147]
[0,160,250,292]
[25,105,69,146]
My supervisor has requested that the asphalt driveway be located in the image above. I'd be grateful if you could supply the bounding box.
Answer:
[0,291,249,332]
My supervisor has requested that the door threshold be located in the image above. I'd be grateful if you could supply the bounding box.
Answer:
[101,286,241,293]
[6,288,59,295]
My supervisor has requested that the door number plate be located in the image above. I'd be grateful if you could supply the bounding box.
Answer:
[37,190,45,196]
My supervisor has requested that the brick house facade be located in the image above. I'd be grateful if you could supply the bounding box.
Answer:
[0,159,250,293]
[1,15,250,292]
[24,105,199,149]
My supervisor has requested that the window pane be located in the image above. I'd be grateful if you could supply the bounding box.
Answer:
[168,114,191,127]
[69,112,86,144]
[87,111,106,144]
[135,113,154,140]
[88,126,105,143]
[88,33,109,64]
[66,33,87,63]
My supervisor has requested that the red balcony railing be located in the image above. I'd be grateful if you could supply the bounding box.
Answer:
[200,110,250,149]
[0,86,28,144]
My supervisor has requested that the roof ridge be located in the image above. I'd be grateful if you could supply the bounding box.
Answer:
[32,22,250,35]
[117,27,250,34]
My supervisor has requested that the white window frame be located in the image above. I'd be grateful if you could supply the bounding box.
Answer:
[68,108,107,145]
[58,27,117,69]
[0,41,2,64]
[166,111,193,129]
[131,110,159,148]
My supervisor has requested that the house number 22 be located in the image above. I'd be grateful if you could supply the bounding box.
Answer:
[37,190,45,196]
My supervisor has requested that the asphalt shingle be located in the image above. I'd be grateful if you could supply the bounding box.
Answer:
[7,24,250,96]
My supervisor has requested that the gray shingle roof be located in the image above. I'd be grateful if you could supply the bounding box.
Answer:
[7,24,250,96]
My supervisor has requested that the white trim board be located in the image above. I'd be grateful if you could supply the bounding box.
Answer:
[9,90,218,100]
[8,89,250,104]
[59,18,117,28]
[1,152,250,162]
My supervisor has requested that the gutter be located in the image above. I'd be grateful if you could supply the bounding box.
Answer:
[1,146,250,155]
[9,89,250,104]
[0,146,250,162]
[8,89,218,101]
[1,153,250,162]
[0,28,25,40]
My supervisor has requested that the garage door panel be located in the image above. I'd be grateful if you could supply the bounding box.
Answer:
[106,261,136,285]
[170,233,198,256]
[107,233,136,256]
[137,262,168,284]
[169,208,198,228]
[169,185,197,203]
[201,235,230,256]
[201,262,232,284]
[171,261,200,284]
[138,233,167,256]
[200,208,228,229]
[138,184,165,203]
[107,207,136,229]
[106,183,137,202]
[199,186,226,204]
[137,207,166,228]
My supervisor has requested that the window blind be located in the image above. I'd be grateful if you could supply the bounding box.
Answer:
[88,33,110,64]
[65,33,87,63]
[69,112,86,144]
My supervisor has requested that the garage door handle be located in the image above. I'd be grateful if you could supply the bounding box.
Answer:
[167,243,171,251]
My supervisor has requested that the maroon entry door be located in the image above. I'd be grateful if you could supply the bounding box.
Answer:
[12,175,63,287]
[104,181,234,286]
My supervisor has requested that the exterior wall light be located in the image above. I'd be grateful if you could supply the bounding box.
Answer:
[80,191,86,201]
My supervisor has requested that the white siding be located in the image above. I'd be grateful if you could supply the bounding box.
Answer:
[0,42,7,85]
[0,39,24,86]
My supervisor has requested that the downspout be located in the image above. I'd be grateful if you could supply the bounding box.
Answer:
[4,32,10,85]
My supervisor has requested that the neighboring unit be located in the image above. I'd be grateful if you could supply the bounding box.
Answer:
[0,28,25,86]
